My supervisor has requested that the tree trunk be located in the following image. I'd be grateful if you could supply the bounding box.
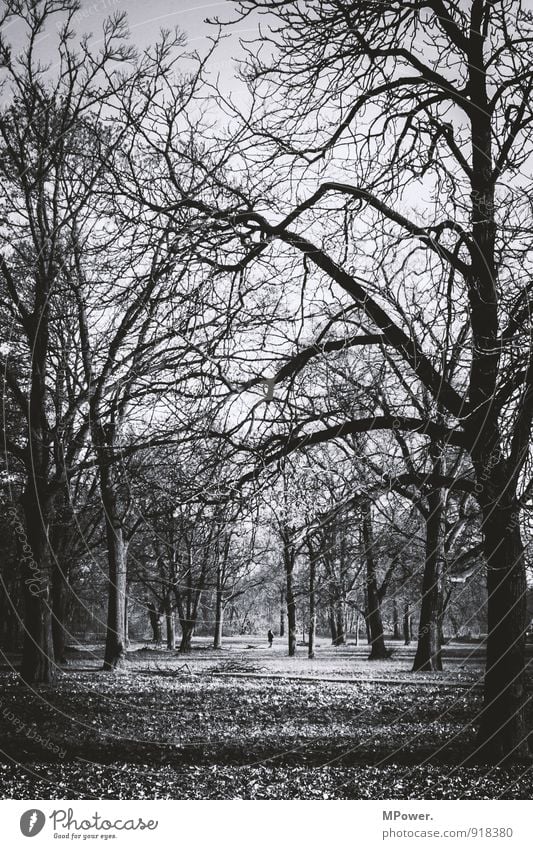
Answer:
[392,597,400,640]
[174,557,206,653]
[334,598,346,645]
[475,489,529,761]
[286,580,297,657]
[50,497,73,666]
[21,583,55,684]
[364,607,371,644]
[148,602,162,644]
[124,587,131,649]
[19,489,56,685]
[403,602,411,646]
[165,598,175,650]
[51,556,68,665]
[308,552,316,659]
[102,518,127,671]
[362,500,388,659]
[465,37,529,759]
[450,615,459,640]
[413,487,444,672]
[0,558,22,651]
[179,620,194,653]
[329,601,338,645]
[214,566,223,649]
[165,612,175,650]
[279,588,285,637]
[213,591,223,649]
[437,586,450,664]
[284,541,297,657]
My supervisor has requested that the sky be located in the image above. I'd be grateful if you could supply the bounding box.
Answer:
[0,0,256,105]
[74,0,256,55]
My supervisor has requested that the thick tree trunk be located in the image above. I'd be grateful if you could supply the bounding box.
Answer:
[18,489,56,685]
[283,541,297,657]
[50,499,73,666]
[450,615,459,640]
[286,579,297,657]
[334,599,346,645]
[476,491,529,761]
[175,559,206,653]
[413,488,444,672]
[94,447,128,672]
[362,500,388,659]
[21,583,55,684]
[466,33,528,760]
[148,602,162,643]
[51,562,68,665]
[0,561,22,651]
[179,620,194,653]
[102,518,127,671]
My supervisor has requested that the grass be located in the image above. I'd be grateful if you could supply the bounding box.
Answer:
[0,636,530,799]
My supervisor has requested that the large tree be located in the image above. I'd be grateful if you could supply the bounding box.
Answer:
[0,1,143,683]
[125,0,533,760]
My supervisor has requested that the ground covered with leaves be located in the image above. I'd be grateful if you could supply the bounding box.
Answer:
[0,638,531,799]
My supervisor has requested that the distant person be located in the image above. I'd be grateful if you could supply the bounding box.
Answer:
[267,629,274,647]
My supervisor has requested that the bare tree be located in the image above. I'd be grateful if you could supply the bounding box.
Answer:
[162,0,533,760]
[0,1,141,682]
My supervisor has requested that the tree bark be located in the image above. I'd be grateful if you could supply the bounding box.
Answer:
[51,562,68,665]
[179,620,194,653]
[279,588,285,637]
[19,487,56,685]
[329,600,338,645]
[148,602,162,644]
[165,597,175,650]
[0,552,22,651]
[102,501,128,670]
[362,500,388,659]
[364,594,372,644]
[50,496,73,666]
[475,482,529,760]
[413,487,444,672]
[403,602,411,646]
[214,564,224,649]
[392,597,400,640]
[334,598,346,645]
[124,587,130,649]
[214,590,223,649]
[308,550,316,659]
[283,541,297,657]
[465,16,528,760]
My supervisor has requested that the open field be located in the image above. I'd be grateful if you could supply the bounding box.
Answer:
[0,637,531,799]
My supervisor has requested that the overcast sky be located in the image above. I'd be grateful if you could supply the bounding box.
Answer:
[1,0,255,96]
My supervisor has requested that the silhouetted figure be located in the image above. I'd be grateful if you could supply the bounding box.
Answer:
[267,629,274,647]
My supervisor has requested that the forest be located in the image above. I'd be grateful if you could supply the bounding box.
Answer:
[0,0,533,799]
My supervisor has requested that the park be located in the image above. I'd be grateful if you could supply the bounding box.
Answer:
[1,0,533,801]
[0,632,532,798]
